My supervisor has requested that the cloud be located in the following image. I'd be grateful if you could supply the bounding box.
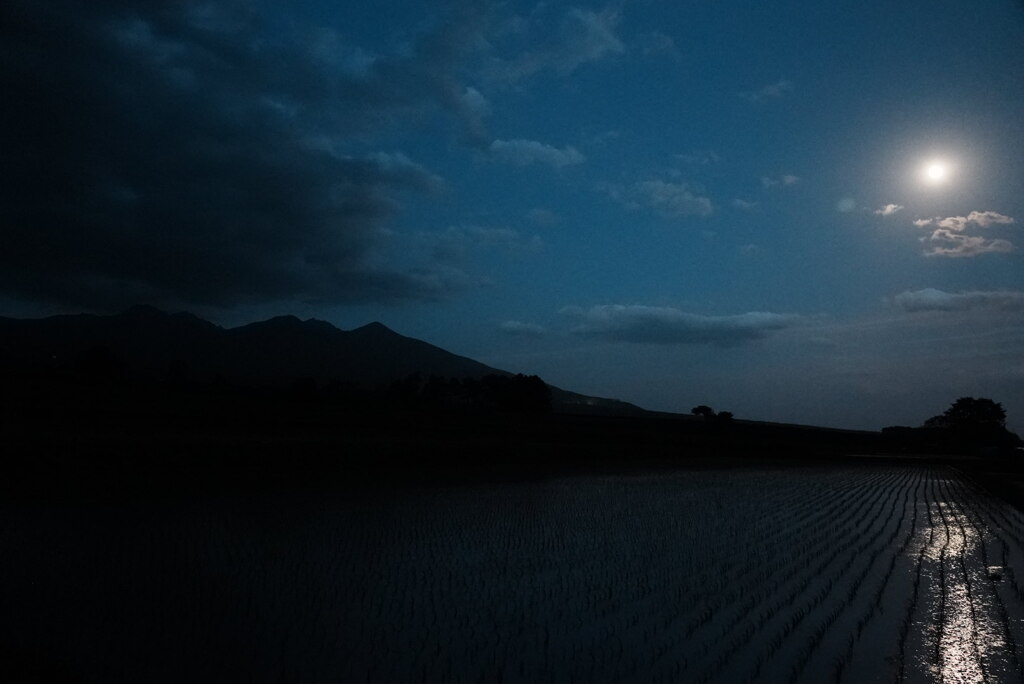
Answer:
[0,1,493,309]
[894,288,1024,313]
[460,86,492,117]
[640,32,681,60]
[675,151,721,166]
[914,211,1015,232]
[732,199,759,211]
[489,138,585,168]
[607,180,713,218]
[923,232,1015,258]
[418,226,542,265]
[874,204,904,216]
[739,79,793,102]
[527,208,560,226]
[499,320,547,337]
[561,304,799,345]
[362,152,445,192]
[488,7,624,82]
[762,175,800,188]
[966,211,1016,227]
[457,86,492,142]
[636,181,713,217]
[914,211,1016,257]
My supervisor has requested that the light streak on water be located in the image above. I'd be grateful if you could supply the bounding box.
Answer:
[915,497,1005,683]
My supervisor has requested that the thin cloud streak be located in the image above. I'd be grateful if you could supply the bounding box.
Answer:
[914,211,1015,231]
[499,320,547,337]
[561,304,799,345]
[894,288,1024,313]
[762,175,800,189]
[489,138,585,168]
[739,79,793,102]
[874,204,904,216]
[486,6,624,82]
[603,180,713,218]
[923,233,1015,258]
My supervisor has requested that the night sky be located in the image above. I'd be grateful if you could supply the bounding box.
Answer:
[3,1,1023,431]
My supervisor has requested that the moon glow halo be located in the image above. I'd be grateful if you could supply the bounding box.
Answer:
[923,160,950,185]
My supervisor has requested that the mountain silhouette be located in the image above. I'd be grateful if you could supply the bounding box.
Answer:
[0,306,643,414]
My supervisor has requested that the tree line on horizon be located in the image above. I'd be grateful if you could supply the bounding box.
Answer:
[388,372,552,415]
[4,343,1021,445]
[884,396,1020,452]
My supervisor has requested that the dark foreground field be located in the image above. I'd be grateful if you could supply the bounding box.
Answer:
[3,385,1024,682]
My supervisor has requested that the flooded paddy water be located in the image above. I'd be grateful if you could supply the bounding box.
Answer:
[3,464,1023,682]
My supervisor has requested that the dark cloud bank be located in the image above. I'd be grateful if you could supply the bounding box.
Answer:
[1,1,485,310]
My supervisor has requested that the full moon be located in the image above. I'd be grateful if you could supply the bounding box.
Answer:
[923,160,950,184]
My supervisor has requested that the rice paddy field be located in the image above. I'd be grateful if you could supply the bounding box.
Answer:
[3,463,1024,682]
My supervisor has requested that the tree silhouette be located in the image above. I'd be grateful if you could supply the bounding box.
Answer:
[943,397,1005,429]
[922,397,1018,449]
[691,405,715,419]
[925,397,1006,432]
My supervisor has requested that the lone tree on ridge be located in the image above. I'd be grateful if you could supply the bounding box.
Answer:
[924,397,1006,431]
[691,405,716,419]
[923,397,1019,449]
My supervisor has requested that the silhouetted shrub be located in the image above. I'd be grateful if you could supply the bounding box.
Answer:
[691,405,715,419]
[919,397,1020,451]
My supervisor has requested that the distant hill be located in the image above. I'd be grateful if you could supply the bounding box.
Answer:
[0,306,645,415]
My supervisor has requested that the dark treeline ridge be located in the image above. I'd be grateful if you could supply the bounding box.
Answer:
[385,372,552,414]
[3,366,1022,506]
[882,396,1020,454]
[1,355,553,416]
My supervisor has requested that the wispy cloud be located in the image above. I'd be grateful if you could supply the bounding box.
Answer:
[914,211,1016,257]
[636,180,713,217]
[739,79,793,102]
[923,232,1015,258]
[527,208,560,226]
[489,138,585,168]
[488,7,624,82]
[361,152,445,192]
[732,198,759,212]
[762,174,799,189]
[605,180,713,218]
[675,150,720,166]
[561,304,799,345]
[499,320,547,337]
[894,288,1024,313]
[914,211,1015,231]
[640,31,681,60]
[457,86,492,142]
[418,226,542,264]
[402,225,542,295]
[874,204,904,216]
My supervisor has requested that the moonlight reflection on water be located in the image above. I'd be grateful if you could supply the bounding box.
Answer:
[912,485,1019,684]
[3,465,1024,682]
